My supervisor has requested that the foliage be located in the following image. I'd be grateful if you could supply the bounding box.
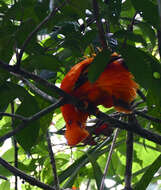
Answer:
[0,0,161,190]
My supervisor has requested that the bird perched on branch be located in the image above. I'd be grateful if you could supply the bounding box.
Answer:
[61,53,138,146]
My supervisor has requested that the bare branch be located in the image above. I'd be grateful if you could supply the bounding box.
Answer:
[46,131,60,190]
[0,60,77,104]
[124,130,133,190]
[0,175,8,181]
[137,89,146,102]
[92,0,107,49]
[134,110,161,123]
[0,112,28,121]
[131,100,144,109]
[123,12,137,48]
[157,29,161,59]
[11,102,18,190]
[96,111,161,145]
[22,78,57,103]
[100,128,119,190]
[0,98,65,143]
[0,157,56,190]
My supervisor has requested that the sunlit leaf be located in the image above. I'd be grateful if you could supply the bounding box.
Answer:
[134,154,161,190]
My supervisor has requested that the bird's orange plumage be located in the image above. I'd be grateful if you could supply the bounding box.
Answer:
[61,54,138,146]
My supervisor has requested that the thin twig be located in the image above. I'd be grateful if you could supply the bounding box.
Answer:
[100,128,119,190]
[12,72,57,103]
[123,12,137,48]
[79,16,96,32]
[16,2,66,68]
[0,112,28,121]
[86,179,91,190]
[0,98,65,143]
[92,0,107,49]
[131,100,145,109]
[137,89,146,102]
[11,102,18,190]
[96,111,161,145]
[22,78,57,103]
[124,131,133,190]
[46,131,60,190]
[157,29,161,59]
[0,175,8,181]
[157,0,161,30]
[0,61,77,104]
[0,157,56,190]
[134,110,161,123]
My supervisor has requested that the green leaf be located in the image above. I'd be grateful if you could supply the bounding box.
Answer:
[0,82,31,112]
[0,82,41,151]
[88,154,108,190]
[119,44,161,101]
[59,139,112,185]
[134,154,161,190]
[146,91,161,132]
[136,22,156,48]
[131,0,159,29]
[14,96,40,152]
[114,30,147,47]
[15,19,36,48]
[1,148,14,162]
[0,181,10,190]
[0,165,12,177]
[6,1,39,22]
[88,49,111,83]
[22,54,61,71]
[102,0,122,24]
[121,0,136,18]
[34,95,54,135]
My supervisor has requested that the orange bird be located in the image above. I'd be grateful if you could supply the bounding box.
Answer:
[61,53,138,146]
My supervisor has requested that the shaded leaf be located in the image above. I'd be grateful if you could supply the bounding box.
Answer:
[0,82,30,112]
[114,30,147,47]
[146,91,161,132]
[14,96,40,152]
[119,44,161,101]
[136,22,156,48]
[131,0,159,29]
[0,165,12,178]
[22,54,61,72]
[88,49,111,83]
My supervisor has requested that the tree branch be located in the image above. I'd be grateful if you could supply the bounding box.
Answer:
[92,0,107,49]
[0,112,28,121]
[100,128,119,190]
[22,78,57,103]
[0,157,56,190]
[96,111,161,145]
[134,110,161,123]
[0,175,8,181]
[46,131,60,190]
[0,98,65,143]
[0,60,161,145]
[0,60,77,104]
[124,131,133,190]
[11,102,18,190]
